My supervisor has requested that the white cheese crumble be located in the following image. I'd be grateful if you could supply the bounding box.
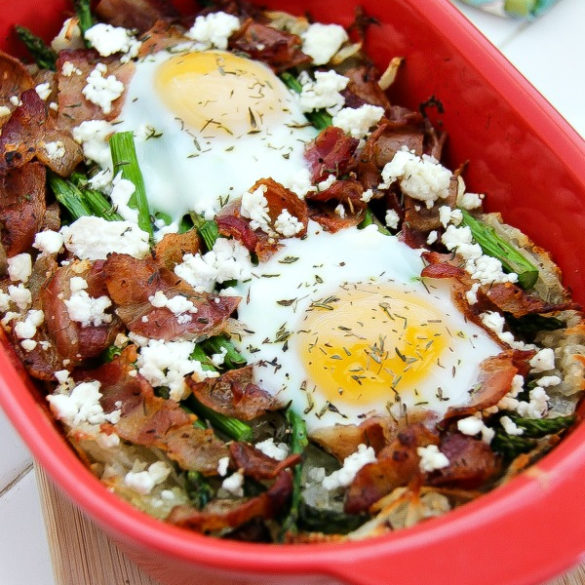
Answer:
[334,203,346,218]
[529,348,555,373]
[124,461,171,495]
[7,253,32,283]
[536,375,561,388]
[0,291,10,312]
[438,205,463,228]
[174,237,252,293]
[465,282,480,305]
[221,471,244,497]
[84,23,141,62]
[10,95,22,107]
[0,105,11,117]
[109,171,138,223]
[72,120,114,168]
[457,415,495,444]
[21,339,37,352]
[136,339,218,402]
[64,278,113,327]
[385,209,400,230]
[255,438,290,461]
[35,82,52,101]
[8,284,32,311]
[417,445,450,473]
[274,209,304,237]
[458,192,484,210]
[322,444,376,490]
[240,184,272,233]
[361,188,374,203]
[217,456,230,477]
[480,311,533,350]
[301,23,349,65]
[331,105,385,139]
[43,140,66,160]
[60,216,150,260]
[149,291,198,320]
[82,63,124,115]
[34,230,64,256]
[186,11,241,50]
[426,230,438,245]
[500,415,524,436]
[379,149,452,208]
[298,70,349,115]
[61,60,83,77]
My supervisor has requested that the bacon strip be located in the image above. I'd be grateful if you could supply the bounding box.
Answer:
[305,126,359,183]
[187,365,277,421]
[229,442,301,480]
[167,470,292,533]
[341,64,391,111]
[96,0,179,33]
[0,50,34,113]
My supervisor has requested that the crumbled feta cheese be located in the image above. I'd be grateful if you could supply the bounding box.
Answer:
[43,140,66,160]
[385,209,400,230]
[361,189,374,203]
[109,171,138,223]
[417,444,450,473]
[61,60,83,76]
[72,120,114,168]
[480,311,533,350]
[465,282,480,305]
[298,70,349,115]
[331,104,385,139]
[124,461,171,495]
[438,205,462,227]
[500,415,524,436]
[149,291,198,318]
[64,279,113,327]
[96,432,120,449]
[322,444,376,490]
[529,347,555,373]
[281,167,314,198]
[0,291,10,312]
[35,82,52,101]
[34,230,64,256]
[240,184,272,233]
[379,149,452,208]
[175,237,253,293]
[7,253,32,283]
[536,375,561,388]
[426,230,438,245]
[221,471,244,497]
[51,17,84,52]
[54,369,71,385]
[517,387,549,418]
[318,174,336,191]
[334,203,346,218]
[301,23,348,65]
[47,380,119,427]
[84,23,141,62]
[457,416,484,436]
[88,168,114,191]
[210,346,228,367]
[9,95,22,107]
[217,457,230,477]
[0,105,11,117]
[8,284,32,311]
[136,339,218,401]
[82,63,124,115]
[458,192,484,210]
[186,11,241,50]
[61,217,150,260]
[274,209,304,237]
[255,438,290,461]
[20,339,37,352]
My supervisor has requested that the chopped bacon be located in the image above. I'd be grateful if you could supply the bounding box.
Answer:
[41,262,122,364]
[36,127,84,177]
[340,64,391,111]
[56,50,134,132]
[102,253,239,341]
[216,213,259,253]
[0,90,46,171]
[95,0,179,33]
[428,433,500,489]
[0,50,34,112]
[229,19,311,72]
[403,177,458,233]
[138,20,188,57]
[229,442,301,480]
[0,162,46,256]
[167,470,292,533]
[345,423,438,514]
[305,126,359,183]
[187,365,277,421]
[153,229,200,271]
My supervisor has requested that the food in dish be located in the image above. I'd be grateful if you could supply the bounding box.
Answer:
[1,0,583,542]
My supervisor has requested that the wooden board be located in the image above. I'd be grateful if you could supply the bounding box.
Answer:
[35,465,584,585]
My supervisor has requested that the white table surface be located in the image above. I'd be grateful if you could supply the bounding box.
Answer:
[1,1,584,584]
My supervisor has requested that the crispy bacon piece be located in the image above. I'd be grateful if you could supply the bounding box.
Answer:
[305,126,359,183]
[167,470,293,533]
[229,442,301,480]
[341,64,391,111]
[36,127,84,177]
[102,253,239,341]
[0,162,46,256]
[216,212,259,253]
[41,262,122,364]
[345,423,438,514]
[306,178,367,232]
[153,229,200,271]
[0,90,46,171]
[229,19,311,72]
[138,20,187,57]
[56,50,134,132]
[0,50,34,112]
[96,0,179,33]
[428,433,500,489]
[187,365,277,421]
[85,348,230,474]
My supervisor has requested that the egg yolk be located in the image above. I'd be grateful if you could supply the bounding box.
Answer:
[296,282,459,407]
[154,50,292,139]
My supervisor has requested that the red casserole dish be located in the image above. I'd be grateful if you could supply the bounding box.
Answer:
[1,1,585,584]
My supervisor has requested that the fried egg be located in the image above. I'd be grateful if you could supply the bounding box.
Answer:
[233,222,502,434]
[117,50,317,220]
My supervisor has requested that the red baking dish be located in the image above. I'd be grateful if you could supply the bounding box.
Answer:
[1,1,585,584]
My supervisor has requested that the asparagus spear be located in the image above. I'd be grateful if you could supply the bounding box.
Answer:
[69,172,124,221]
[509,414,575,438]
[280,71,333,130]
[49,173,94,219]
[14,26,57,71]
[199,336,246,370]
[459,208,539,289]
[185,470,214,509]
[74,0,95,41]
[358,207,392,236]
[190,211,219,251]
[109,132,154,238]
